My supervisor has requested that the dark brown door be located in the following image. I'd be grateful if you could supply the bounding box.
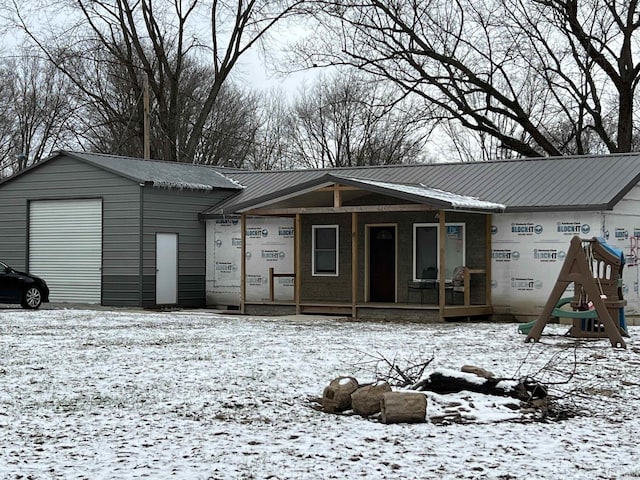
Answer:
[369,226,396,302]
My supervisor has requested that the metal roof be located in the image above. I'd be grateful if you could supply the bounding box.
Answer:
[4,151,638,213]
[0,151,243,191]
[204,153,640,215]
[231,173,505,213]
[66,152,244,191]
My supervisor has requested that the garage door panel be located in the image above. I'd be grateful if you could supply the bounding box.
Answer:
[29,199,102,304]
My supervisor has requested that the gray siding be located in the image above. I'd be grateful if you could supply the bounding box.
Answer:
[299,211,488,304]
[300,214,353,302]
[141,186,233,308]
[0,155,142,306]
[0,154,239,308]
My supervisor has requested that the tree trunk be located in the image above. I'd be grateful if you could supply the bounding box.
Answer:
[380,392,427,424]
[351,381,392,417]
[322,376,359,413]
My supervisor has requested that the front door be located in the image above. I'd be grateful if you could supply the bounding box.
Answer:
[156,233,178,305]
[368,226,396,302]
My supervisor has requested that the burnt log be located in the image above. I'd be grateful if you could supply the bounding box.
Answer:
[412,372,546,401]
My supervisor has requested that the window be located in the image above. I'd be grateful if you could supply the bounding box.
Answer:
[413,223,465,280]
[312,225,339,276]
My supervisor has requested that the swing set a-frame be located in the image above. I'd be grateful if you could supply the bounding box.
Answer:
[525,236,628,349]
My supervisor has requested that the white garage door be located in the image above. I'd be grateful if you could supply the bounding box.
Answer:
[29,199,102,303]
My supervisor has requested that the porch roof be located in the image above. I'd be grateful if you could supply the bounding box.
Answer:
[203,173,505,215]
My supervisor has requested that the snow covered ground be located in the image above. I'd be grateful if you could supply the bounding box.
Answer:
[1,307,639,479]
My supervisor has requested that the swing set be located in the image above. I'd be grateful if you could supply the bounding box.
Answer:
[525,236,629,349]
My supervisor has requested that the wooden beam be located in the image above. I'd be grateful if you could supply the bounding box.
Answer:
[246,204,439,216]
[441,305,493,318]
[317,185,361,192]
[240,214,247,314]
[438,210,446,317]
[464,267,471,306]
[269,267,274,302]
[352,212,358,318]
[466,268,486,306]
[486,214,492,306]
[269,268,295,301]
[295,214,302,314]
[334,185,342,208]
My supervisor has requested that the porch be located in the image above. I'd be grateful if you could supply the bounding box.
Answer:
[244,300,493,322]
[235,174,501,323]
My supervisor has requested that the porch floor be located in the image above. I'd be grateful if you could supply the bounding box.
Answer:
[245,300,492,320]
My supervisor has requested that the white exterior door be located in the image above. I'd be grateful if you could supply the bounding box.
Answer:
[29,199,102,303]
[156,233,178,305]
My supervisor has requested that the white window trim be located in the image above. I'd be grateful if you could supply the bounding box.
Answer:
[312,225,339,276]
[413,222,465,281]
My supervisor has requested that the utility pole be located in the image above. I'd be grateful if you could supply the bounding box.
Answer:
[143,74,150,159]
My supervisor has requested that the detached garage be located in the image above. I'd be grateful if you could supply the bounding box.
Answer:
[0,151,240,308]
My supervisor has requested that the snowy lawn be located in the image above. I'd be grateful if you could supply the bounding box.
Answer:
[1,308,639,479]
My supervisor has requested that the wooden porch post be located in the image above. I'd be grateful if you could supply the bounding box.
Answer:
[240,213,247,314]
[438,210,446,317]
[486,214,493,306]
[352,212,358,318]
[295,213,302,314]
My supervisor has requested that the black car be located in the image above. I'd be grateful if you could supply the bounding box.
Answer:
[0,261,49,309]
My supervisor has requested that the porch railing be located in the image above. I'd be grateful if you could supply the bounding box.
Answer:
[268,267,295,301]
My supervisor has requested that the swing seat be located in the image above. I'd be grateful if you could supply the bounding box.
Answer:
[519,296,597,335]
[552,296,628,337]
[551,297,599,319]
[552,297,604,337]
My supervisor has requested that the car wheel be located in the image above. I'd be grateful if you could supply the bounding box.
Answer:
[22,286,42,309]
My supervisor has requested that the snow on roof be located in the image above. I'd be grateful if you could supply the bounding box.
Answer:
[66,152,244,191]
[151,181,216,191]
[341,176,506,211]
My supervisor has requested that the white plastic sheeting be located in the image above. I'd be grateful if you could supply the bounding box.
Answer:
[206,216,294,306]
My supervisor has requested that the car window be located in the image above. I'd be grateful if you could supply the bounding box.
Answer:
[0,263,7,274]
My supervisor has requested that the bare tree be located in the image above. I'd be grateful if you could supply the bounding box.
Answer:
[302,0,640,158]
[0,54,74,177]
[193,84,263,167]
[244,88,293,170]
[54,43,261,167]
[288,72,431,168]
[51,40,149,158]
[12,0,306,162]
